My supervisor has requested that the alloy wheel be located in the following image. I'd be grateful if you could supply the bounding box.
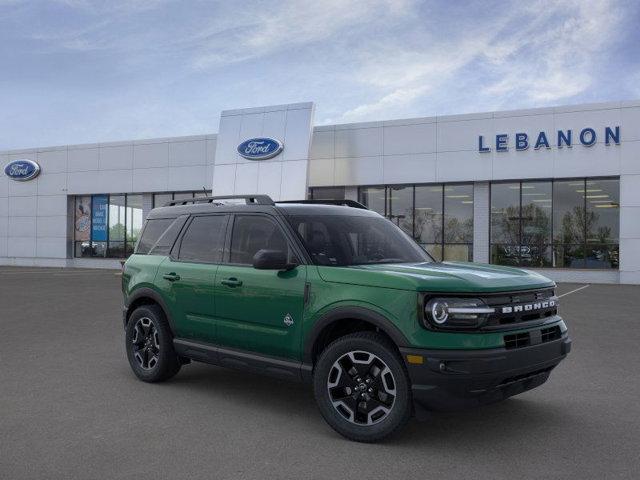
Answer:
[327,350,396,425]
[131,317,160,370]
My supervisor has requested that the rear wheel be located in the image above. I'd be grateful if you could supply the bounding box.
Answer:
[313,332,412,442]
[125,305,181,382]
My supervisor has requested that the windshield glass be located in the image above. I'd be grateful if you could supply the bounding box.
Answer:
[286,214,433,266]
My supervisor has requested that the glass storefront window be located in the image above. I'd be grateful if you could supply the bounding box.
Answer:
[585,178,619,269]
[153,193,172,208]
[108,195,126,257]
[415,185,443,260]
[73,193,147,259]
[444,184,474,262]
[490,182,520,266]
[126,194,143,255]
[153,191,211,207]
[360,183,473,262]
[520,181,552,267]
[359,187,386,216]
[74,196,92,257]
[388,186,413,236]
[492,178,619,269]
[309,187,346,200]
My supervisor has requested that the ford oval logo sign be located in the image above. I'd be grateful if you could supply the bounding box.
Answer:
[237,137,283,160]
[4,159,41,182]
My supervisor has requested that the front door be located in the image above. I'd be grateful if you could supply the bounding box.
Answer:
[157,214,229,342]
[214,214,306,359]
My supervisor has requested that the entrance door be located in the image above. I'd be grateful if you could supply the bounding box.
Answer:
[158,214,229,342]
[214,214,306,360]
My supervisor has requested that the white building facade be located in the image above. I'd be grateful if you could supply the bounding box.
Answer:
[1,100,639,284]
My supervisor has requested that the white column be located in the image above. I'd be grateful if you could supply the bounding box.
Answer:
[212,103,315,201]
[619,173,640,284]
[473,182,490,263]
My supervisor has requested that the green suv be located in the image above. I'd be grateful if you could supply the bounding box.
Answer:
[122,195,571,442]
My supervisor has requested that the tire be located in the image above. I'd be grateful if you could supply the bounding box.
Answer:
[125,304,181,383]
[313,332,412,442]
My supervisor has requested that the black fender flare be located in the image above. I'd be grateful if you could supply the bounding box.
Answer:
[303,306,410,364]
[125,287,176,335]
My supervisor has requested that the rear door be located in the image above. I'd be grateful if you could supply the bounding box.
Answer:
[158,214,229,342]
[213,213,307,359]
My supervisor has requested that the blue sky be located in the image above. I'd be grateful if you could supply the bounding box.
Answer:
[1,0,639,150]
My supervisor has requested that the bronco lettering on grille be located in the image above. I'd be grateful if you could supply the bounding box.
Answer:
[501,299,556,314]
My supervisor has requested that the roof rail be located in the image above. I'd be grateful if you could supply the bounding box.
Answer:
[164,194,275,207]
[275,199,368,210]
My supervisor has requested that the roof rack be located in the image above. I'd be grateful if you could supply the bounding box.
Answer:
[276,199,368,210]
[164,194,275,207]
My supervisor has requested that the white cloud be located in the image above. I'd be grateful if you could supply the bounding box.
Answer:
[334,0,625,122]
[191,0,414,69]
[482,0,621,105]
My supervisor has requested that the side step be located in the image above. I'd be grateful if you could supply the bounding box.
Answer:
[173,338,311,383]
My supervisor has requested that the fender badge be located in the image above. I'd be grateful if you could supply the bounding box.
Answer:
[283,314,294,327]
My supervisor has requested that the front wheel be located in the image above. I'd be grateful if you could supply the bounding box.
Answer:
[125,304,181,383]
[313,332,412,442]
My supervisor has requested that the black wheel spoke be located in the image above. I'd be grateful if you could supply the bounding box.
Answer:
[326,350,396,426]
[130,317,160,371]
[329,386,352,401]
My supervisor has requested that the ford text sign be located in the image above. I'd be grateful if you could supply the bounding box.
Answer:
[237,138,283,160]
[4,159,41,181]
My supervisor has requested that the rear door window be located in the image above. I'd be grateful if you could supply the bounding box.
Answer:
[177,215,228,263]
[229,215,291,265]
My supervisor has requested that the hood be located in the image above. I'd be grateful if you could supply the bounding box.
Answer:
[316,261,555,293]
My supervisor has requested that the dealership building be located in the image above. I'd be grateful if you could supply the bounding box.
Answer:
[1,100,639,284]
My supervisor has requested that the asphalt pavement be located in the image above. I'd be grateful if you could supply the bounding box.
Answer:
[0,267,639,479]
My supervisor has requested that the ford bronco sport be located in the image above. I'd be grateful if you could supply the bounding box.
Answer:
[121,195,571,442]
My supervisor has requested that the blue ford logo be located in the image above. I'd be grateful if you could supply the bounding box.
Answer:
[4,159,41,181]
[237,137,283,160]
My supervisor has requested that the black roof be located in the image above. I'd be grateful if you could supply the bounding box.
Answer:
[147,194,378,220]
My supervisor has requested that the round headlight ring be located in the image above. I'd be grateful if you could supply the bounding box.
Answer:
[430,300,449,324]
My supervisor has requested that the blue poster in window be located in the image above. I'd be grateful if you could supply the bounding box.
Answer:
[91,195,108,242]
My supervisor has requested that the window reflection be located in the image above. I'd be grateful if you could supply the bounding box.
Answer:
[388,186,413,235]
[108,195,126,257]
[492,178,619,269]
[126,194,143,255]
[359,187,386,216]
[359,183,474,262]
[309,187,346,200]
[444,184,473,262]
[74,193,150,259]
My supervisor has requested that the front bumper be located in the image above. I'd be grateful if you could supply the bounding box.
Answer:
[400,334,571,411]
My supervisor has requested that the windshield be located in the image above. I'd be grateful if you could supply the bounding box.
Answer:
[286,214,433,266]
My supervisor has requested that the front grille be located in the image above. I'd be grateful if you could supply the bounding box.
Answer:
[482,288,558,330]
[504,325,563,350]
[504,332,531,349]
[541,325,562,342]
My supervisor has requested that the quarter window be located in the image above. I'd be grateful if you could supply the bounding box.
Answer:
[136,218,174,254]
[178,215,227,263]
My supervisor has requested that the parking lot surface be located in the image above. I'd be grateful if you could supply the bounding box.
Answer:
[1,267,639,479]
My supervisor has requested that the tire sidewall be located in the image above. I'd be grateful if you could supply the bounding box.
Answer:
[125,305,178,382]
[313,334,412,442]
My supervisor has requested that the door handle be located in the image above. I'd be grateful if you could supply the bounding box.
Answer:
[221,277,243,287]
[163,272,181,282]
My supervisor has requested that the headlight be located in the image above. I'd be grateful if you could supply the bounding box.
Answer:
[424,297,495,329]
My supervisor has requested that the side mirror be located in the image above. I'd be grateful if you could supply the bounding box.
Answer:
[252,249,297,271]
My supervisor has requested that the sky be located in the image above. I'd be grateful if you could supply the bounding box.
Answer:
[0,0,639,150]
